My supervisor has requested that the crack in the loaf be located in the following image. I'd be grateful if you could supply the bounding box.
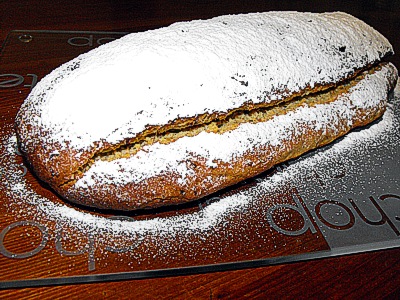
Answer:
[59,64,380,188]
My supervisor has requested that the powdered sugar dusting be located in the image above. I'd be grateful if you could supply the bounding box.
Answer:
[74,64,397,189]
[16,11,393,157]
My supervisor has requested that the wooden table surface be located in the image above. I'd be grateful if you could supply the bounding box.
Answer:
[1,0,399,299]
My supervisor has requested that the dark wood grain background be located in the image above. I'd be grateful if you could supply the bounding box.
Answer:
[1,0,399,298]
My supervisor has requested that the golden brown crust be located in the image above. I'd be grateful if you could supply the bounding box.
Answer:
[50,63,398,210]
[14,11,398,211]
[15,63,368,190]
[58,102,387,210]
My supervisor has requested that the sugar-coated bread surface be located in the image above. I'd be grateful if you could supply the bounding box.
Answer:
[15,11,398,210]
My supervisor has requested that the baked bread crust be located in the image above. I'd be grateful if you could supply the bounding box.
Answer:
[15,12,398,210]
[59,63,398,210]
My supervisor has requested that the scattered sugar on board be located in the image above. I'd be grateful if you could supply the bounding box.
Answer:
[0,81,399,260]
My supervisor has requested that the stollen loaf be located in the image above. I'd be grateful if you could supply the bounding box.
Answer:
[15,11,398,210]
